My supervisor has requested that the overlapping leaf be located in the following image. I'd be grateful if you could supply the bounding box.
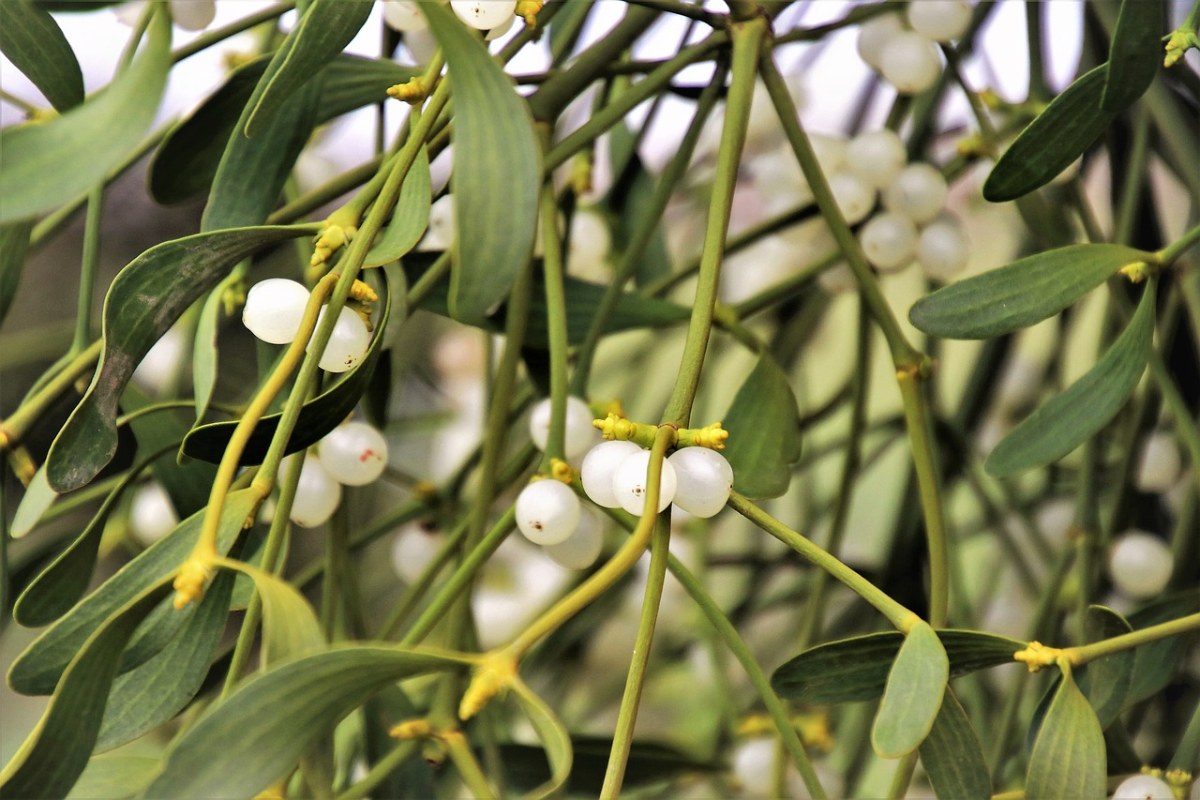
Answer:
[871,622,948,758]
[1101,0,1163,112]
[721,353,803,498]
[1077,605,1135,728]
[919,688,991,800]
[1026,668,1106,799]
[0,1,83,111]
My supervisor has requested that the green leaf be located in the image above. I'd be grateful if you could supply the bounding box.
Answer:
[0,1,84,111]
[180,268,395,465]
[1026,668,1106,800]
[510,681,573,800]
[94,568,236,752]
[202,71,322,231]
[11,463,56,539]
[1127,589,1200,703]
[983,64,1114,203]
[498,738,715,795]
[44,225,316,493]
[149,55,418,205]
[363,148,432,268]
[123,386,216,516]
[423,2,542,323]
[192,272,241,420]
[14,443,175,627]
[222,562,324,665]
[908,243,1148,340]
[771,629,1024,705]
[7,489,259,696]
[1101,0,1163,112]
[871,622,949,758]
[0,221,35,326]
[721,353,803,498]
[141,645,467,799]
[985,283,1155,476]
[244,0,373,137]
[918,688,991,800]
[0,11,169,225]
[67,755,159,800]
[0,582,171,800]
[1076,605,1135,728]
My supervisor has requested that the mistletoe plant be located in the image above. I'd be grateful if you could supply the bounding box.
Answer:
[1,0,1200,798]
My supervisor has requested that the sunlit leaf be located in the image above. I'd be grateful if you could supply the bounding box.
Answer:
[722,353,803,498]
[871,622,948,758]
[1026,667,1106,799]
[45,225,316,493]
[985,284,1155,476]
[423,2,542,323]
[0,11,170,224]
[908,243,1148,340]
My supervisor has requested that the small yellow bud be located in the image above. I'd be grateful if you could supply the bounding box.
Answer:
[1119,261,1152,283]
[459,653,518,720]
[1013,641,1066,673]
[549,458,574,484]
[387,79,427,104]
[515,0,543,28]
[172,557,215,609]
[349,279,379,303]
[389,718,434,740]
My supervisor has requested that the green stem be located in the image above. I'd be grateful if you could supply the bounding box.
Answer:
[116,399,240,426]
[1024,1,1049,102]
[727,493,922,632]
[538,180,571,467]
[406,250,452,307]
[335,740,420,800]
[662,17,766,427]
[1114,109,1150,247]
[172,2,295,62]
[1159,222,1200,265]
[600,515,671,799]
[442,732,496,799]
[0,339,102,451]
[377,521,469,640]
[1066,612,1200,666]
[1168,694,1200,773]
[627,0,724,25]
[0,88,38,114]
[267,155,385,226]
[72,186,104,354]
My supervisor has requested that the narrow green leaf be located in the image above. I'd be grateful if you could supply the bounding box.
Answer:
[123,386,216,517]
[983,64,1114,202]
[244,0,373,137]
[363,147,432,268]
[1026,668,1106,800]
[7,489,258,696]
[985,284,1155,476]
[510,681,573,800]
[772,629,1024,705]
[14,443,176,627]
[1101,0,1163,112]
[919,688,991,800]
[44,225,316,493]
[192,272,240,420]
[498,738,716,795]
[141,646,467,799]
[94,568,236,752]
[180,268,394,465]
[0,221,35,326]
[1077,605,1135,728]
[423,2,542,323]
[721,353,802,498]
[908,243,1147,340]
[67,755,159,800]
[0,582,171,800]
[1127,589,1200,703]
[871,622,949,758]
[149,55,418,205]
[11,464,56,540]
[222,562,324,665]
[0,11,170,224]
[0,1,85,111]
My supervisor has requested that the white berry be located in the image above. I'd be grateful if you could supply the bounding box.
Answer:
[309,306,371,373]
[288,456,342,528]
[829,171,875,225]
[1135,431,1183,493]
[581,440,643,508]
[810,133,848,175]
[516,480,581,546]
[529,396,597,460]
[419,195,455,251]
[858,212,918,272]
[916,215,970,280]
[390,524,441,583]
[243,279,310,345]
[318,421,389,486]
[169,0,216,31]
[846,129,908,190]
[1108,531,1174,600]
[382,0,428,32]
[544,508,604,569]
[879,31,942,94]
[612,449,677,516]
[669,448,733,518]
[817,262,857,295]
[450,0,516,30]
[1112,774,1174,800]
[856,13,905,71]
[129,482,179,545]
[883,162,948,224]
[906,0,973,42]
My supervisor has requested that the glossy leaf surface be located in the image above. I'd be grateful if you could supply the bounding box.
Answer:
[0,11,170,224]
[721,353,803,498]
[985,284,1155,476]
[908,244,1147,340]
[45,225,315,492]
[423,2,542,323]
[871,622,949,758]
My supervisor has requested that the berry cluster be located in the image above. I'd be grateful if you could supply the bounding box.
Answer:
[287,421,390,528]
[857,2,973,95]
[384,0,517,45]
[242,279,371,373]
